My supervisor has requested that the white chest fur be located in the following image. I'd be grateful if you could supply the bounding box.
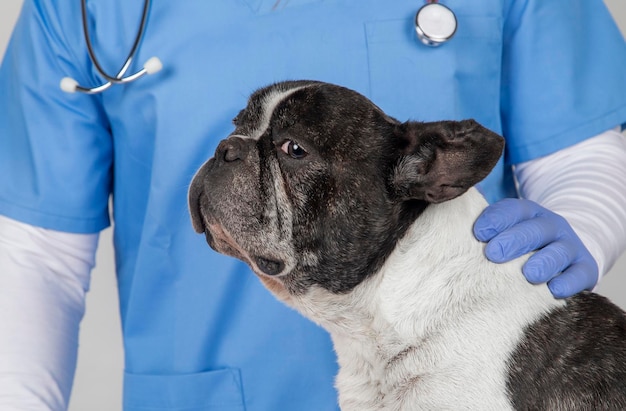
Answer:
[292,189,564,410]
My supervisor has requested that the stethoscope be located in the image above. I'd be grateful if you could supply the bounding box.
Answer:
[60,0,455,94]
[415,1,457,47]
[60,0,162,94]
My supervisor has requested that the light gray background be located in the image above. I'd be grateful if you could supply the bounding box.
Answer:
[0,2,625,410]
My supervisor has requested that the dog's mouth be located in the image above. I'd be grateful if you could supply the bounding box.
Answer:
[204,221,245,261]
[202,219,287,277]
[190,189,288,277]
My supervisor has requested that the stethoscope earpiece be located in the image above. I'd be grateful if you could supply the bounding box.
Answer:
[415,1,457,47]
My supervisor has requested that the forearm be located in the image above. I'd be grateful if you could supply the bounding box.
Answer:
[514,129,626,280]
[0,215,98,410]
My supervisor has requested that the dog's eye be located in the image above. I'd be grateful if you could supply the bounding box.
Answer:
[280,140,308,159]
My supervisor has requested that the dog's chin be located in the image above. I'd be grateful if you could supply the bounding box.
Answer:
[252,256,286,276]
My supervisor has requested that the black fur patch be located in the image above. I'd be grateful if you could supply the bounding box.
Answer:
[506,292,626,409]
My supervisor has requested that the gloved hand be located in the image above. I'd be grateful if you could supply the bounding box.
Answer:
[473,198,599,298]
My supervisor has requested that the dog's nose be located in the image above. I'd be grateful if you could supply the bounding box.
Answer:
[217,137,247,162]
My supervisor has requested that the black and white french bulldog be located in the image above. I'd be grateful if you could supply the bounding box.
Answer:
[188,80,626,410]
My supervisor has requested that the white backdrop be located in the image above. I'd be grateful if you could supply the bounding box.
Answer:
[1,2,625,410]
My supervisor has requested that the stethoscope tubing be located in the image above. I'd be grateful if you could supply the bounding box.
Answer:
[67,0,157,94]
[81,0,151,83]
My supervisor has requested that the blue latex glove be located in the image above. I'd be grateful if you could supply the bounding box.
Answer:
[473,198,599,298]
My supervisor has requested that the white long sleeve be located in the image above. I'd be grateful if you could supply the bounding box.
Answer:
[514,129,626,282]
[0,215,99,411]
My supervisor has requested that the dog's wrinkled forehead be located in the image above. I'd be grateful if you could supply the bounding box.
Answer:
[232,80,321,139]
[232,80,387,142]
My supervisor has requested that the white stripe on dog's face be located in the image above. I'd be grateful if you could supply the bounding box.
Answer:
[238,83,313,141]
[210,82,319,281]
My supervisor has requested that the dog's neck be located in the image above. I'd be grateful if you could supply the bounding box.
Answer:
[290,188,564,409]
[291,186,563,360]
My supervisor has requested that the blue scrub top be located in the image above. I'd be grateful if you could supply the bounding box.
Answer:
[1,1,626,410]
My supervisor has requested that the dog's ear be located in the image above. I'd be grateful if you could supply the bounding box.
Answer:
[390,119,504,203]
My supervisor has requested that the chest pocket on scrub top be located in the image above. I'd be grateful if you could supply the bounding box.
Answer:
[365,14,503,131]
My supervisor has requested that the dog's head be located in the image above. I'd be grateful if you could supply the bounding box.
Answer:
[189,80,503,300]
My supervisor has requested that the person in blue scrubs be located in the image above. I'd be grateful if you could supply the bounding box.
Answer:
[1,1,626,410]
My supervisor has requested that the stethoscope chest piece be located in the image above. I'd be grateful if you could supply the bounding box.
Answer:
[415,2,457,47]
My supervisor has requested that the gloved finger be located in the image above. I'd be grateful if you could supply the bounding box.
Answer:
[483,214,561,263]
[547,261,599,299]
[473,198,539,241]
[522,241,574,284]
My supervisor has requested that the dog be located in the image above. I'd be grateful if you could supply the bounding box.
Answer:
[188,80,626,410]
